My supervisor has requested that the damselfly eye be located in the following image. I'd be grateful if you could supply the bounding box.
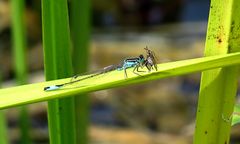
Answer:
[139,55,144,59]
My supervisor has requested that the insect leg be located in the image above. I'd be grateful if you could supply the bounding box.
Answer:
[124,68,128,78]
[133,65,142,76]
[146,64,151,72]
[136,64,145,72]
[154,64,158,71]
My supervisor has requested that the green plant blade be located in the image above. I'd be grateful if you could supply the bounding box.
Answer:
[0,75,8,144]
[11,0,31,143]
[194,0,240,143]
[70,0,91,143]
[11,0,27,85]
[0,111,8,144]
[0,52,240,110]
[231,104,240,126]
[41,0,76,143]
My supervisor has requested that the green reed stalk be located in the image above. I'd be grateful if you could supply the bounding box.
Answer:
[194,0,240,143]
[0,74,8,144]
[70,0,91,143]
[0,112,8,144]
[11,0,31,143]
[41,0,76,143]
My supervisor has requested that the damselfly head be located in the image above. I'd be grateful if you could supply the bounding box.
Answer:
[139,54,144,60]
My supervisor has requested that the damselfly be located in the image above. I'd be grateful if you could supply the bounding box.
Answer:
[44,48,158,91]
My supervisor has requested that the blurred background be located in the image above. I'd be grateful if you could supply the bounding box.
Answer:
[1,0,240,143]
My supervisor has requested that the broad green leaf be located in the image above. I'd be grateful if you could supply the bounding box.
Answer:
[0,52,240,110]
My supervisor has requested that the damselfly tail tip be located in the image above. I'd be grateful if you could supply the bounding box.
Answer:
[44,85,62,91]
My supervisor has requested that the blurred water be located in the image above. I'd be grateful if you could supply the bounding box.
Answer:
[181,0,210,22]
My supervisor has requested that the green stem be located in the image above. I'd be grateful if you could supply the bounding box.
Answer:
[11,0,31,143]
[11,0,27,84]
[0,112,8,144]
[0,75,8,144]
[70,0,91,143]
[41,0,76,143]
[194,0,240,143]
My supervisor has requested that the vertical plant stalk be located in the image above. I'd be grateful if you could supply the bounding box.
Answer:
[0,74,8,144]
[0,112,8,144]
[42,0,76,143]
[11,0,27,84]
[194,0,240,143]
[70,0,91,143]
[11,0,31,144]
